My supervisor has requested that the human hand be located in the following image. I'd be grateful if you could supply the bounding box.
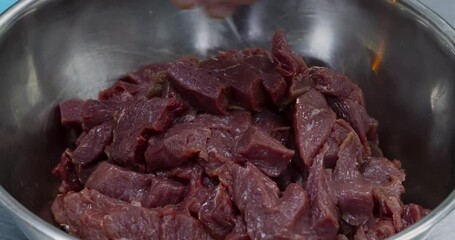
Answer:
[171,0,256,18]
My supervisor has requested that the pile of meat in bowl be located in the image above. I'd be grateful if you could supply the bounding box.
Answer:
[51,31,429,240]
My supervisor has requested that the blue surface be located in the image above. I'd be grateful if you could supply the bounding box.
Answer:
[0,0,454,240]
[0,0,17,13]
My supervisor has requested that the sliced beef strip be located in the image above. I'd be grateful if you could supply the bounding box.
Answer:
[224,216,249,240]
[122,63,170,84]
[310,67,358,102]
[310,66,373,154]
[168,59,229,115]
[100,63,178,101]
[105,98,186,171]
[361,157,409,231]
[145,123,211,171]
[85,162,186,208]
[273,162,306,191]
[194,111,253,174]
[208,48,288,107]
[71,121,114,166]
[254,110,291,146]
[192,110,253,133]
[200,57,265,112]
[53,150,84,192]
[51,188,126,236]
[306,145,339,239]
[272,30,311,100]
[332,132,374,226]
[157,164,215,216]
[146,110,290,179]
[81,99,125,130]
[229,163,316,239]
[245,55,288,107]
[234,126,294,177]
[59,99,84,129]
[401,204,430,228]
[294,89,337,167]
[202,128,237,174]
[324,119,354,169]
[198,185,236,239]
[98,80,146,101]
[146,111,252,173]
[96,206,178,240]
[52,188,212,240]
[160,211,213,240]
[354,218,396,240]
[327,96,371,155]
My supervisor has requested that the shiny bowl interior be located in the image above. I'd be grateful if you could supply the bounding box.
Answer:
[1,0,455,239]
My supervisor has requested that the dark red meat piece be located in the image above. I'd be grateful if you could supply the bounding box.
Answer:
[333,132,374,226]
[105,98,186,171]
[122,63,170,84]
[354,219,396,240]
[272,30,311,99]
[72,121,114,166]
[402,204,430,228]
[81,99,123,130]
[85,162,186,208]
[230,163,315,239]
[245,55,288,106]
[198,185,236,239]
[145,123,211,171]
[324,119,353,168]
[200,57,265,112]
[51,189,125,236]
[168,59,229,114]
[310,66,373,154]
[98,80,145,101]
[59,99,84,129]
[235,127,294,177]
[307,146,339,239]
[254,110,291,146]
[294,89,337,167]
[52,150,84,192]
[51,188,211,240]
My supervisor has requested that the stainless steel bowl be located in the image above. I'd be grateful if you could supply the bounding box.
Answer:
[1,0,455,239]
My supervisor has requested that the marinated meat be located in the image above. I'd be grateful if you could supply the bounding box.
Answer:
[310,66,374,154]
[51,189,211,240]
[198,185,236,239]
[294,89,336,167]
[145,123,211,171]
[253,110,291,146]
[105,98,187,171]
[168,59,229,115]
[333,133,374,226]
[59,99,84,129]
[307,146,339,239]
[229,163,313,239]
[72,121,114,166]
[272,30,311,100]
[234,127,294,177]
[51,31,429,240]
[85,162,186,208]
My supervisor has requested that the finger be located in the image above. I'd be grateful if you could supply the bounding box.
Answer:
[171,0,198,9]
[204,3,238,18]
[201,0,255,5]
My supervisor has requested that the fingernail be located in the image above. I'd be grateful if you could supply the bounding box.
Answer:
[171,0,198,9]
[205,3,237,18]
